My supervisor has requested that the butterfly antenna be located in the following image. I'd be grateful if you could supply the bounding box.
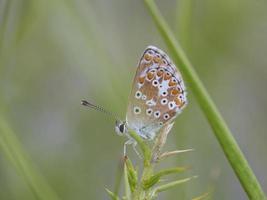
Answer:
[81,99,119,120]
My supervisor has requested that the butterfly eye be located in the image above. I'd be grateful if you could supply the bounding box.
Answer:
[119,123,126,133]
[135,91,142,99]
[152,80,159,87]
[154,111,161,118]
[146,108,153,116]
[160,98,168,105]
[133,106,141,114]
[163,113,170,120]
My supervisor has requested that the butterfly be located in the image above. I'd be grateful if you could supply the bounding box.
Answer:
[82,46,187,155]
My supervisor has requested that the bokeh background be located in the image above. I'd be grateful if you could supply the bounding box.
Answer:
[0,0,267,199]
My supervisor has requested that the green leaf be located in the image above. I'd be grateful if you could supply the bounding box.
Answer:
[143,0,266,199]
[105,188,121,200]
[158,149,194,161]
[152,176,197,197]
[142,166,189,190]
[124,162,131,200]
[125,157,138,192]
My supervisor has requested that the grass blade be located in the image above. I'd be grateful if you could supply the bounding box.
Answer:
[105,188,121,200]
[142,166,189,189]
[143,0,266,199]
[152,176,197,196]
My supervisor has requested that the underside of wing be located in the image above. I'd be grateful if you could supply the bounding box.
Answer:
[126,46,187,139]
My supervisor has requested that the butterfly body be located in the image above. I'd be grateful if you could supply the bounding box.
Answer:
[123,46,187,140]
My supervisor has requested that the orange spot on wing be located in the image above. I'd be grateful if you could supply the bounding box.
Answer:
[164,72,172,80]
[144,53,152,61]
[171,89,179,96]
[153,56,161,63]
[174,97,182,106]
[147,72,155,80]
[168,80,177,87]
[157,69,164,77]
[139,76,145,84]
[178,101,185,109]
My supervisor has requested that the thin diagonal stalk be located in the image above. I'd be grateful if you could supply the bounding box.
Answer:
[143,0,266,199]
[176,0,192,51]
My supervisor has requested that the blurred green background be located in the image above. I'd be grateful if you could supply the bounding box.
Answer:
[0,0,267,199]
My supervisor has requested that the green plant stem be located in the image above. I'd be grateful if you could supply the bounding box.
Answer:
[128,131,154,200]
[143,0,266,199]
[124,164,132,200]
[176,0,192,51]
[134,164,154,200]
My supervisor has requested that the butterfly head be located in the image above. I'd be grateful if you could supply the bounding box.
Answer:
[115,120,127,136]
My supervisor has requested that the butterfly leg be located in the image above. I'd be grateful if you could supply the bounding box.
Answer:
[132,140,143,159]
[123,139,133,156]
[123,139,143,159]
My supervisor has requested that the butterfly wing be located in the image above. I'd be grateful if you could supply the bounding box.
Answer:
[126,46,187,140]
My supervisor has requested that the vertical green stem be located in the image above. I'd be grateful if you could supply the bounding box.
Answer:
[143,0,266,199]
[141,164,154,200]
[132,164,154,200]
[124,163,132,200]
[129,131,153,200]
